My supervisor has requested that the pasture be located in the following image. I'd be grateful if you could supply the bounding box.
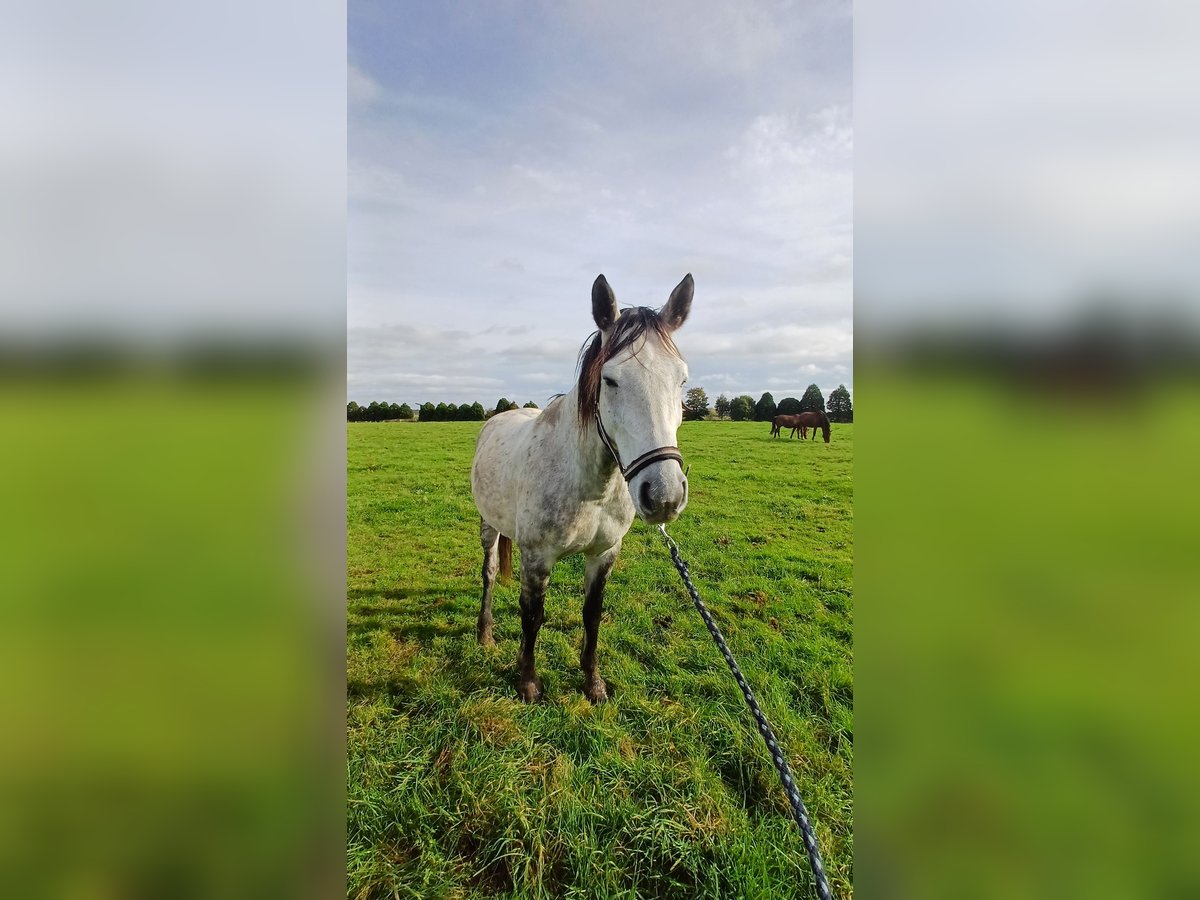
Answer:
[348,419,853,899]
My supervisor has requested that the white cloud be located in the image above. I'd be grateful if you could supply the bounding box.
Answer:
[511,164,578,197]
[348,63,380,108]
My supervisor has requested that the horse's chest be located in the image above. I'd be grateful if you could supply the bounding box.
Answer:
[583,500,635,550]
[528,491,632,556]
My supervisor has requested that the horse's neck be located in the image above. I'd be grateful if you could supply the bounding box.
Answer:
[550,387,622,497]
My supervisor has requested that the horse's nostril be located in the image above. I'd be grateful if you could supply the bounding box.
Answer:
[639,479,654,512]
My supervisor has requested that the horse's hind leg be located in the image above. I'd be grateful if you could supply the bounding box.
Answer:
[581,546,618,704]
[516,554,550,702]
[477,519,499,647]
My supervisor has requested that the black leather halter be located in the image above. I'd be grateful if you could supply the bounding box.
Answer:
[594,410,685,483]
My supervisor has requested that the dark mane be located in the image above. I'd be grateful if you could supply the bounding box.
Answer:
[574,306,680,427]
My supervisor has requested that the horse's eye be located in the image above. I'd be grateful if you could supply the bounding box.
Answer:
[603,376,617,388]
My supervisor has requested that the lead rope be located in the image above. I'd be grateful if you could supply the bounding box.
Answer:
[657,524,834,900]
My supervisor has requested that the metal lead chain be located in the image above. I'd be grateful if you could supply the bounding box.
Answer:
[657,524,834,900]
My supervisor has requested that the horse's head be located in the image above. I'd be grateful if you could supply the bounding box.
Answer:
[585,273,693,524]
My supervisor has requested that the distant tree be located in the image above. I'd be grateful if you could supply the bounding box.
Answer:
[729,395,756,421]
[523,401,539,409]
[347,401,360,422]
[799,384,826,414]
[469,401,487,420]
[827,385,853,423]
[398,403,414,420]
[493,397,519,416]
[683,386,710,421]
[714,394,730,419]
[777,396,802,416]
[754,392,777,421]
[388,402,402,420]
[434,402,449,421]
[419,402,436,421]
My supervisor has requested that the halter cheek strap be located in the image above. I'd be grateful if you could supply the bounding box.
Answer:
[594,410,685,483]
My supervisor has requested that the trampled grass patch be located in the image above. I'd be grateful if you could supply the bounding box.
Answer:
[348,419,853,899]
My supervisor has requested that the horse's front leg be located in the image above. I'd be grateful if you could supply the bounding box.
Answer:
[516,555,550,702]
[581,547,618,703]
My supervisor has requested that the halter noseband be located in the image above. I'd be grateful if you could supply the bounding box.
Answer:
[594,410,685,483]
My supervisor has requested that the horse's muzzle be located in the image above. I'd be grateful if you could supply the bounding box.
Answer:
[631,460,688,524]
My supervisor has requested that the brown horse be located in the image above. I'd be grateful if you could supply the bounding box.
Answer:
[771,414,803,439]
[771,414,811,439]
[794,410,831,442]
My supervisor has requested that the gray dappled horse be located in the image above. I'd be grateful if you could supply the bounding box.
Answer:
[470,275,693,702]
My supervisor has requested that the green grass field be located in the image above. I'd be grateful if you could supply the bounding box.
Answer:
[347,419,853,899]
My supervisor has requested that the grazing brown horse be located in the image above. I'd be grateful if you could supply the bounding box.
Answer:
[771,414,806,439]
[795,410,831,442]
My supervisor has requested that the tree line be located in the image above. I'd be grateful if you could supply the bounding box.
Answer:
[346,398,539,422]
[350,385,852,423]
[683,383,853,422]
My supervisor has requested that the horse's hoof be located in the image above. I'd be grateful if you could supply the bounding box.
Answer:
[517,679,543,703]
[583,678,609,704]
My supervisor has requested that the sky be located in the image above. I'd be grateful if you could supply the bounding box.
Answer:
[348,1,852,408]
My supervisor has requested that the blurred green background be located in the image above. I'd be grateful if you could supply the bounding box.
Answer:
[0,373,343,899]
[857,364,1200,898]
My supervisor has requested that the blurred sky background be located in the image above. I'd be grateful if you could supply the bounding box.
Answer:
[348,1,852,407]
[857,0,1200,338]
[0,0,344,344]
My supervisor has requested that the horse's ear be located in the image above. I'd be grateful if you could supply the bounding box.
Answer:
[592,274,618,332]
[661,273,693,331]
